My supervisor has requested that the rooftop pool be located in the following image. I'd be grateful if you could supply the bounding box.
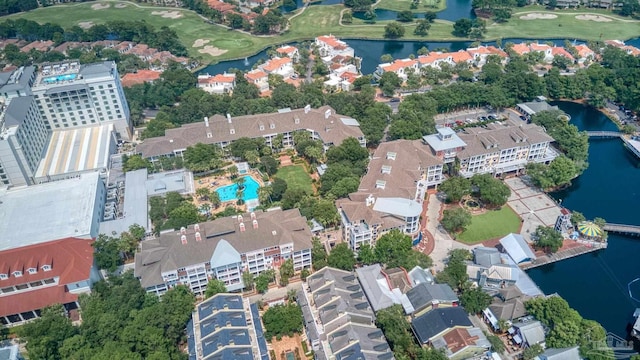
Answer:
[43,73,77,84]
[215,176,260,202]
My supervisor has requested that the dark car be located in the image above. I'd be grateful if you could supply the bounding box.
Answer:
[389,98,401,103]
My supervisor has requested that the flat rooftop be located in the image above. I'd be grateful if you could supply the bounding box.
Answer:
[34,61,115,89]
[99,168,149,236]
[36,124,115,179]
[0,172,101,251]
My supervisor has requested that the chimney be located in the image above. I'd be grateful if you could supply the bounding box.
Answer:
[324,109,331,119]
[204,116,209,127]
[240,223,246,232]
[227,113,232,123]
[304,104,311,114]
[252,219,258,229]
[194,224,200,232]
[181,235,187,245]
[195,232,202,242]
[250,212,256,220]
[238,215,244,223]
[180,227,186,235]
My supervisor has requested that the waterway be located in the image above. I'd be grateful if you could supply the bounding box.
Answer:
[528,101,640,338]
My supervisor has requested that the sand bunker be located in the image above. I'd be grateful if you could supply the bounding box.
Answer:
[193,39,210,48]
[519,13,558,20]
[575,14,612,22]
[78,21,94,29]
[198,46,228,57]
[151,10,183,19]
[115,3,127,8]
[91,3,110,10]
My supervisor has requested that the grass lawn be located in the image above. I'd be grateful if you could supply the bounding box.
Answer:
[457,206,521,244]
[274,165,314,194]
[376,0,446,13]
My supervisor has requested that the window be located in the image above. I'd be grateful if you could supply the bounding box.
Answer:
[375,180,386,189]
[381,165,392,174]
[12,271,22,277]
[42,265,51,271]
[27,268,37,274]
[386,152,397,160]
[0,274,7,280]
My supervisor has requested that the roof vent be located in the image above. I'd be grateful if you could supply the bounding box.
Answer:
[250,212,256,220]
[194,224,200,232]
[180,227,186,234]
[304,104,311,114]
[272,230,277,236]
[252,219,258,229]
[238,215,244,223]
[195,232,202,242]
[181,235,187,245]
[240,223,246,232]
[325,109,331,119]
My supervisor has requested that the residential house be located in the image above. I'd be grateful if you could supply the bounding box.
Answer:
[473,246,502,267]
[355,264,413,312]
[121,70,162,87]
[298,267,395,360]
[573,44,595,65]
[454,120,558,177]
[323,63,360,92]
[511,320,546,348]
[467,263,520,289]
[467,46,495,67]
[485,286,530,326]
[246,0,274,8]
[529,43,554,62]
[510,43,531,56]
[516,100,559,121]
[126,44,157,61]
[137,105,365,160]
[134,209,313,295]
[431,327,492,360]
[115,41,135,54]
[244,69,269,93]
[275,45,300,62]
[537,346,581,360]
[197,72,236,94]
[375,58,418,81]
[314,35,355,61]
[551,46,576,63]
[412,307,473,345]
[499,233,537,264]
[20,40,54,53]
[406,283,459,316]
[336,139,443,251]
[417,52,453,69]
[258,57,294,79]
[186,293,268,360]
[208,0,235,12]
[408,266,434,286]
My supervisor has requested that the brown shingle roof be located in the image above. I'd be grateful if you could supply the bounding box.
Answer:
[137,106,364,158]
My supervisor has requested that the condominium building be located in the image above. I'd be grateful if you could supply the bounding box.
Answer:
[0,61,131,140]
[134,209,313,295]
[455,121,558,177]
[298,267,395,360]
[314,35,355,62]
[187,293,268,360]
[0,96,50,187]
[337,139,443,250]
[137,106,366,160]
[197,72,236,94]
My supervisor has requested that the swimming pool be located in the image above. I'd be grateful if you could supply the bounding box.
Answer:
[215,176,260,202]
[43,73,77,84]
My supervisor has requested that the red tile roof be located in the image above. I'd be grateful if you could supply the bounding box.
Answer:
[511,43,530,55]
[442,328,481,354]
[573,44,594,58]
[244,70,267,81]
[381,58,417,72]
[551,47,575,61]
[417,52,450,65]
[487,46,508,58]
[450,50,472,63]
[317,35,348,50]
[208,0,235,11]
[198,73,236,84]
[121,70,162,87]
[261,57,291,72]
[276,45,298,55]
[0,238,94,317]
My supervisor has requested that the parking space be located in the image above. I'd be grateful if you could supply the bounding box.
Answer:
[434,108,523,128]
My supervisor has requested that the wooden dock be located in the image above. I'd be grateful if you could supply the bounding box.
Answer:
[521,243,607,270]
[603,223,640,236]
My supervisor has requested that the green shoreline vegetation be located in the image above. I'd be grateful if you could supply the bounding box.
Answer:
[1,0,639,64]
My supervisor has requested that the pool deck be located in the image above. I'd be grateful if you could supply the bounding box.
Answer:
[192,167,265,214]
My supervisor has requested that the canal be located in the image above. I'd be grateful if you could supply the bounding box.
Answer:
[528,101,640,338]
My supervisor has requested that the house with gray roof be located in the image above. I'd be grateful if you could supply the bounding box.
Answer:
[355,264,413,312]
[485,286,530,326]
[422,127,467,164]
[512,320,546,348]
[516,101,559,120]
[337,139,443,251]
[474,247,502,267]
[298,267,394,360]
[134,208,312,295]
[136,105,365,160]
[500,233,537,264]
[412,307,473,345]
[408,266,434,286]
[537,346,580,360]
[406,283,459,316]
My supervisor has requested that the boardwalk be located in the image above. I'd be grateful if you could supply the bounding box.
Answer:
[522,242,607,270]
[603,223,640,236]
[586,131,622,138]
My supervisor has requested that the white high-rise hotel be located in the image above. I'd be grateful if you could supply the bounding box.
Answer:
[0,61,130,187]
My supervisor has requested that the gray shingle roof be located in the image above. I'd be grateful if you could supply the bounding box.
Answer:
[3,96,33,127]
[514,320,546,346]
[406,283,459,314]
[474,247,502,267]
[411,307,473,344]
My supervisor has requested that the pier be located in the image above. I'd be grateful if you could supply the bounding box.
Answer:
[603,223,640,236]
[586,131,622,138]
[522,242,607,270]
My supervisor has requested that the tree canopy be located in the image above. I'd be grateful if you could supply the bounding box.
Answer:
[533,225,564,253]
[262,303,303,339]
[470,174,511,207]
[327,243,356,271]
[441,208,472,233]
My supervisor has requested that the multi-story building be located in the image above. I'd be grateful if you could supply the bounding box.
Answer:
[0,96,50,187]
[244,70,269,93]
[197,72,236,94]
[136,105,366,161]
[298,267,395,360]
[275,45,300,62]
[0,61,131,140]
[134,208,313,295]
[314,35,355,62]
[258,57,294,79]
[187,293,268,360]
[0,172,106,325]
[337,139,443,250]
[454,120,558,177]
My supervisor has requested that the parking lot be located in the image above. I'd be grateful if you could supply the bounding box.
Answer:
[434,107,524,127]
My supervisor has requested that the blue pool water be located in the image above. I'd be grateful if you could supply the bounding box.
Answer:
[43,73,77,84]
[216,176,260,202]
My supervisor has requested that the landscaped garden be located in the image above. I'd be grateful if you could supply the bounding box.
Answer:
[274,165,314,194]
[457,206,521,244]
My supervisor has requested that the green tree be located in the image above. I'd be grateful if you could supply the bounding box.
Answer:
[435,249,468,291]
[453,18,473,37]
[311,237,328,270]
[470,174,511,207]
[271,177,288,201]
[279,259,295,286]
[327,243,356,271]
[439,176,471,202]
[259,155,280,175]
[441,208,472,233]
[20,304,78,360]
[414,19,431,36]
[384,22,406,39]
[92,234,122,272]
[262,303,303,339]
[204,278,227,298]
[486,334,505,353]
[397,10,415,22]
[123,154,152,172]
[183,143,223,173]
[242,271,255,291]
[570,211,585,226]
[459,287,492,314]
[523,344,544,360]
[196,187,211,201]
[357,243,376,265]
[534,225,563,253]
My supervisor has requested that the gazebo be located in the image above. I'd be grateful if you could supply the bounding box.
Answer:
[577,221,603,240]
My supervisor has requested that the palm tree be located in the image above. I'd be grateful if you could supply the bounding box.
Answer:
[199,203,211,217]
[234,175,246,190]
[196,187,211,201]
[210,192,221,209]
[286,288,298,303]
[258,185,273,205]
[227,165,239,179]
